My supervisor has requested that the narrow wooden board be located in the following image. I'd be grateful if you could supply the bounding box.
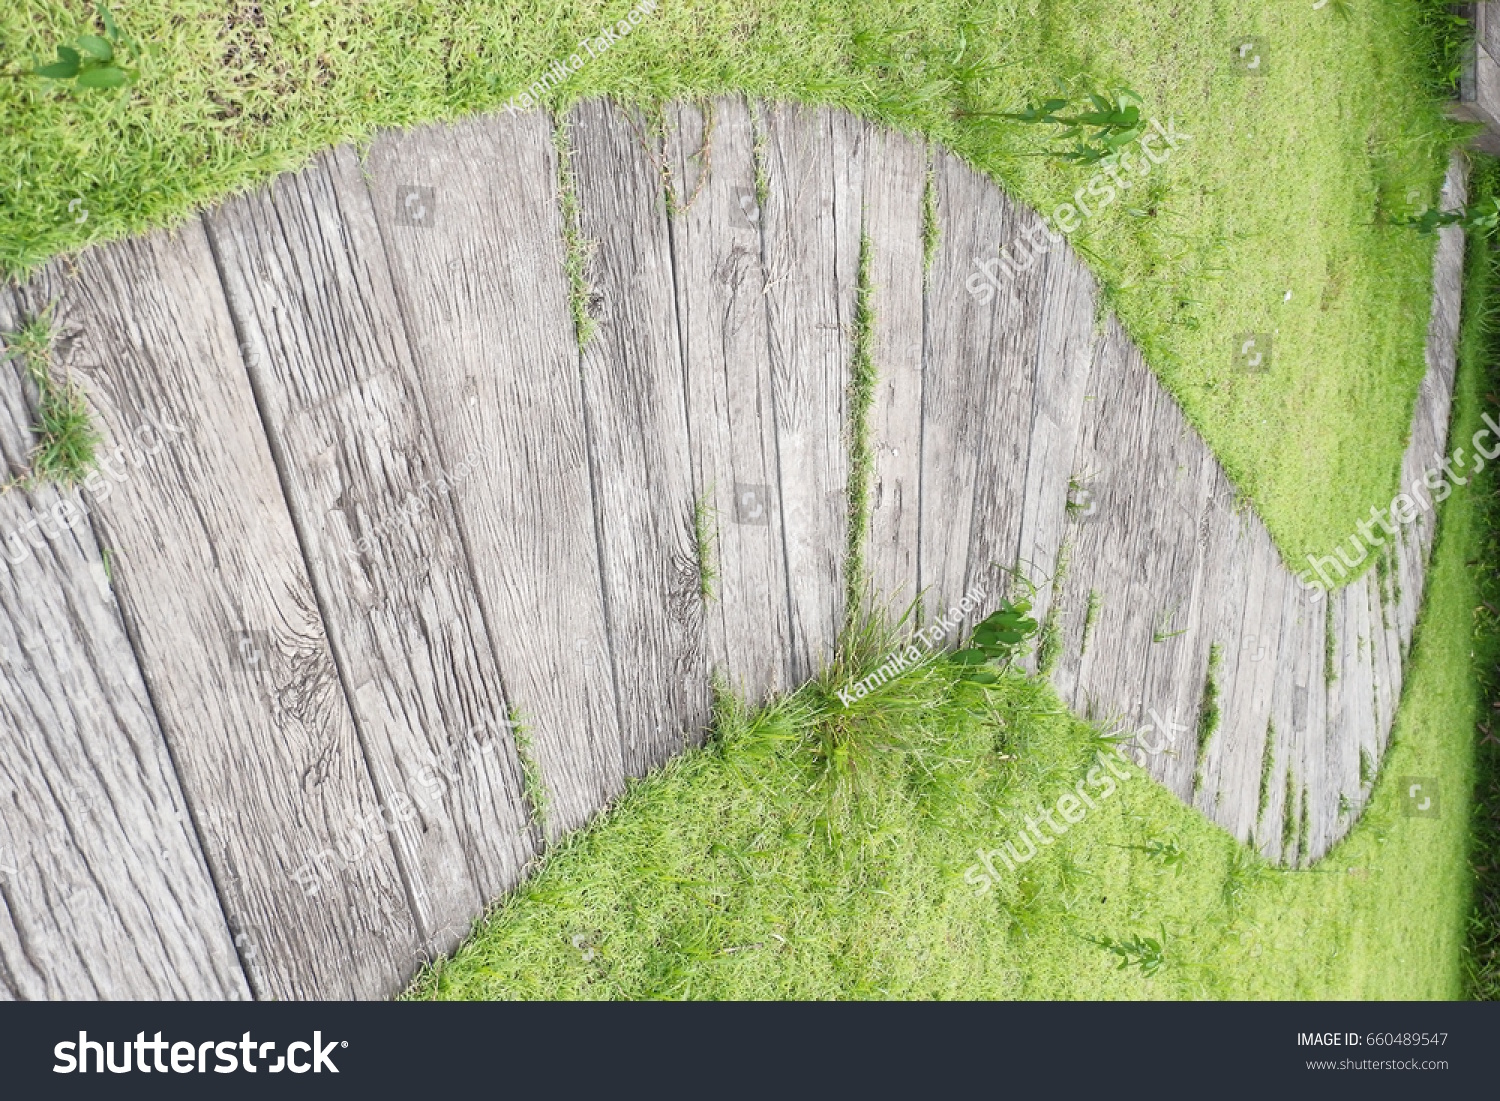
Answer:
[15,231,419,1000]
[1188,469,1256,824]
[756,102,863,680]
[961,200,1047,623]
[1205,526,1287,842]
[1129,389,1218,799]
[364,111,626,840]
[860,126,927,618]
[663,98,794,707]
[1263,583,1323,862]
[1056,322,1182,733]
[569,99,710,776]
[0,292,247,999]
[1325,579,1379,851]
[920,150,1048,637]
[203,146,538,958]
[1014,243,1100,677]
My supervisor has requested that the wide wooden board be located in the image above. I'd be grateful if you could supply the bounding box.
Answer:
[14,230,418,1000]
[364,111,627,840]
[204,146,538,957]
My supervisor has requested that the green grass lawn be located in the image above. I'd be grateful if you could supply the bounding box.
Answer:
[2,0,1490,998]
[0,0,1466,568]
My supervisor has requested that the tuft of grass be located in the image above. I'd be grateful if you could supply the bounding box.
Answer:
[2,309,102,491]
[1152,605,1185,643]
[510,710,550,842]
[692,490,718,602]
[1359,746,1375,789]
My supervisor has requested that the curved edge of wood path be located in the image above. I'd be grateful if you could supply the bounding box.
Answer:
[0,99,1467,1000]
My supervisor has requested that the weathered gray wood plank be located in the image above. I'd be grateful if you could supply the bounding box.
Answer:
[1128,387,1218,798]
[1188,469,1255,823]
[1014,242,1100,677]
[14,230,418,1000]
[756,103,862,679]
[663,98,794,706]
[0,292,248,1000]
[1056,323,1187,734]
[861,126,927,618]
[1205,527,1286,842]
[569,99,710,775]
[203,145,538,958]
[920,150,1046,638]
[364,111,626,840]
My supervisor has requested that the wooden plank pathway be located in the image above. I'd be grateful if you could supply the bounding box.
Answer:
[0,100,1467,998]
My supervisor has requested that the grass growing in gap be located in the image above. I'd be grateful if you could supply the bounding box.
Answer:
[1280,767,1300,868]
[0,0,1469,572]
[1,310,102,490]
[1298,786,1311,867]
[550,120,597,350]
[1196,642,1223,756]
[1256,721,1276,829]
[1325,599,1339,684]
[844,231,878,618]
[921,163,939,274]
[1081,589,1101,656]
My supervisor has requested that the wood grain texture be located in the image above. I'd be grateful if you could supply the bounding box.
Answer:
[0,292,248,1000]
[1187,468,1255,824]
[1128,385,1218,798]
[756,102,862,680]
[0,116,1467,999]
[364,111,626,840]
[1014,242,1100,677]
[1056,322,1183,732]
[203,146,538,959]
[13,231,418,1000]
[568,99,710,776]
[663,98,794,707]
[860,125,927,618]
[1206,527,1286,842]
